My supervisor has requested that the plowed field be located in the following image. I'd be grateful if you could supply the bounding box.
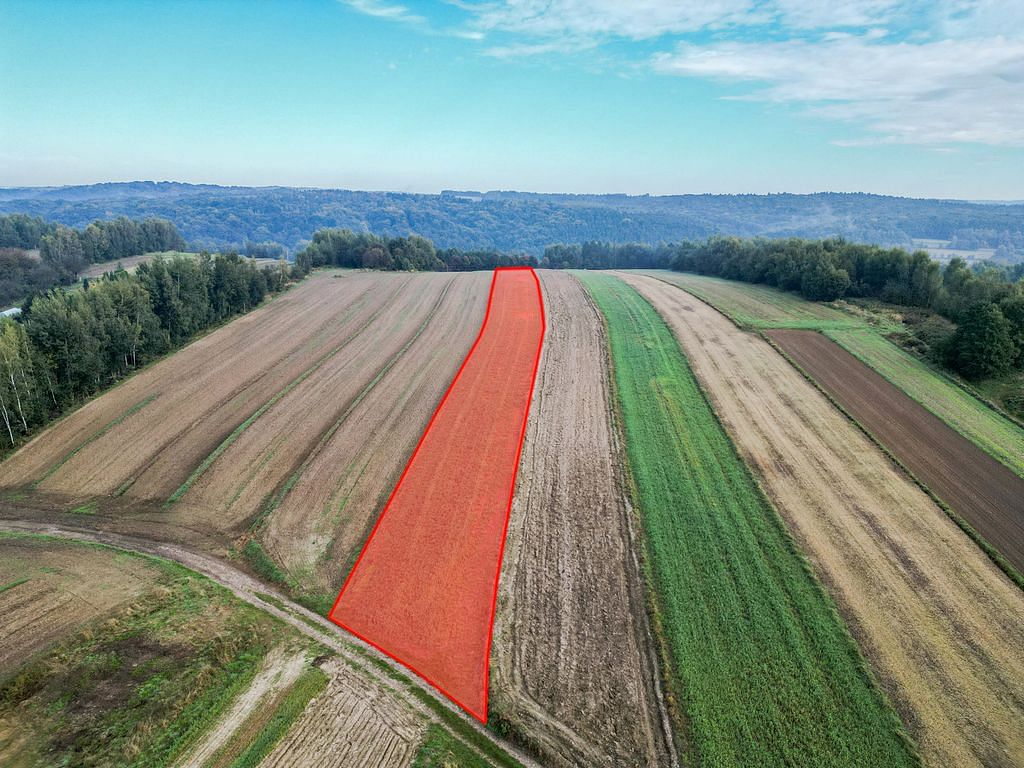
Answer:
[622,272,1024,768]
[768,328,1024,573]
[491,270,672,767]
[331,268,545,722]
[263,272,490,592]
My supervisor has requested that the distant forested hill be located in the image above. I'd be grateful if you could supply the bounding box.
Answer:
[1,182,1021,258]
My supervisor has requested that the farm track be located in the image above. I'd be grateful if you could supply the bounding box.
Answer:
[492,270,674,767]
[767,328,1024,574]
[265,272,490,592]
[332,268,545,721]
[0,270,387,498]
[177,273,454,531]
[621,272,1024,768]
[0,518,542,768]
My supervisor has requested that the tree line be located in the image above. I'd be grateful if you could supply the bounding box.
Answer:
[295,228,534,274]
[539,237,1024,381]
[0,214,187,307]
[0,253,293,447]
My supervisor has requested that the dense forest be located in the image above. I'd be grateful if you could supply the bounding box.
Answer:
[0,253,292,447]
[295,228,534,273]
[0,214,186,306]
[1,183,1021,259]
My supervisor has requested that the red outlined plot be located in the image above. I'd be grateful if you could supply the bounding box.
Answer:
[329,267,545,722]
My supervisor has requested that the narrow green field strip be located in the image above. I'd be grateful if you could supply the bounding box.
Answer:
[219,664,329,768]
[32,393,159,486]
[259,278,455,528]
[0,576,29,595]
[166,278,409,504]
[576,271,917,768]
[826,328,1024,479]
[638,270,864,330]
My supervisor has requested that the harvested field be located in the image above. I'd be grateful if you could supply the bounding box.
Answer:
[491,270,672,767]
[579,272,914,768]
[640,270,859,329]
[0,271,400,507]
[259,657,427,768]
[176,272,456,531]
[621,272,1024,768]
[0,534,157,671]
[264,272,490,593]
[769,328,1024,573]
[332,268,545,722]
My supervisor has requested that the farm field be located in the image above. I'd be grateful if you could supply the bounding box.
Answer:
[491,270,672,767]
[643,270,1024,481]
[621,272,1024,768]
[769,328,1024,574]
[79,251,282,279]
[332,268,544,722]
[639,270,862,329]
[575,272,915,767]
[0,534,310,767]
[261,271,490,594]
[824,327,1024,477]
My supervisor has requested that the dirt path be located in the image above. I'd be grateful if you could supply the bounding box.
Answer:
[767,328,1024,573]
[620,272,1024,768]
[177,646,309,768]
[0,519,542,768]
[492,270,675,767]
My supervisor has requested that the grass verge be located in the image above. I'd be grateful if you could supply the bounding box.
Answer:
[221,665,329,768]
[577,271,918,768]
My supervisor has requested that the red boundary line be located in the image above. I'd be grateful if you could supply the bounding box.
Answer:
[328,266,546,724]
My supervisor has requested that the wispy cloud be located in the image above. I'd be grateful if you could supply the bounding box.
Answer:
[341,0,1024,148]
[653,35,1024,146]
[340,0,425,25]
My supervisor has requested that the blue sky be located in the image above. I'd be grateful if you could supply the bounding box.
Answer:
[1,0,1022,198]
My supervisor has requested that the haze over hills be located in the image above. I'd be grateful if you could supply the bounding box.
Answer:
[1,182,1022,259]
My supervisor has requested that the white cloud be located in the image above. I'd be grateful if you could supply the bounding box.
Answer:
[464,0,757,40]
[653,35,1024,145]
[340,0,424,24]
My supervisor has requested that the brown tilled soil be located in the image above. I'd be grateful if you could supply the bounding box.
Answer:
[491,270,674,768]
[265,272,490,592]
[258,657,427,768]
[767,328,1024,573]
[620,272,1024,768]
[0,271,395,498]
[176,272,456,533]
[0,536,158,672]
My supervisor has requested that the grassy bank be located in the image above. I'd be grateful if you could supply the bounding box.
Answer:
[577,271,917,767]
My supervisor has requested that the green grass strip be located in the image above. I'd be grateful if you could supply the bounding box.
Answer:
[413,724,492,768]
[33,393,158,485]
[826,328,1024,479]
[0,577,29,595]
[576,271,918,768]
[225,665,329,768]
